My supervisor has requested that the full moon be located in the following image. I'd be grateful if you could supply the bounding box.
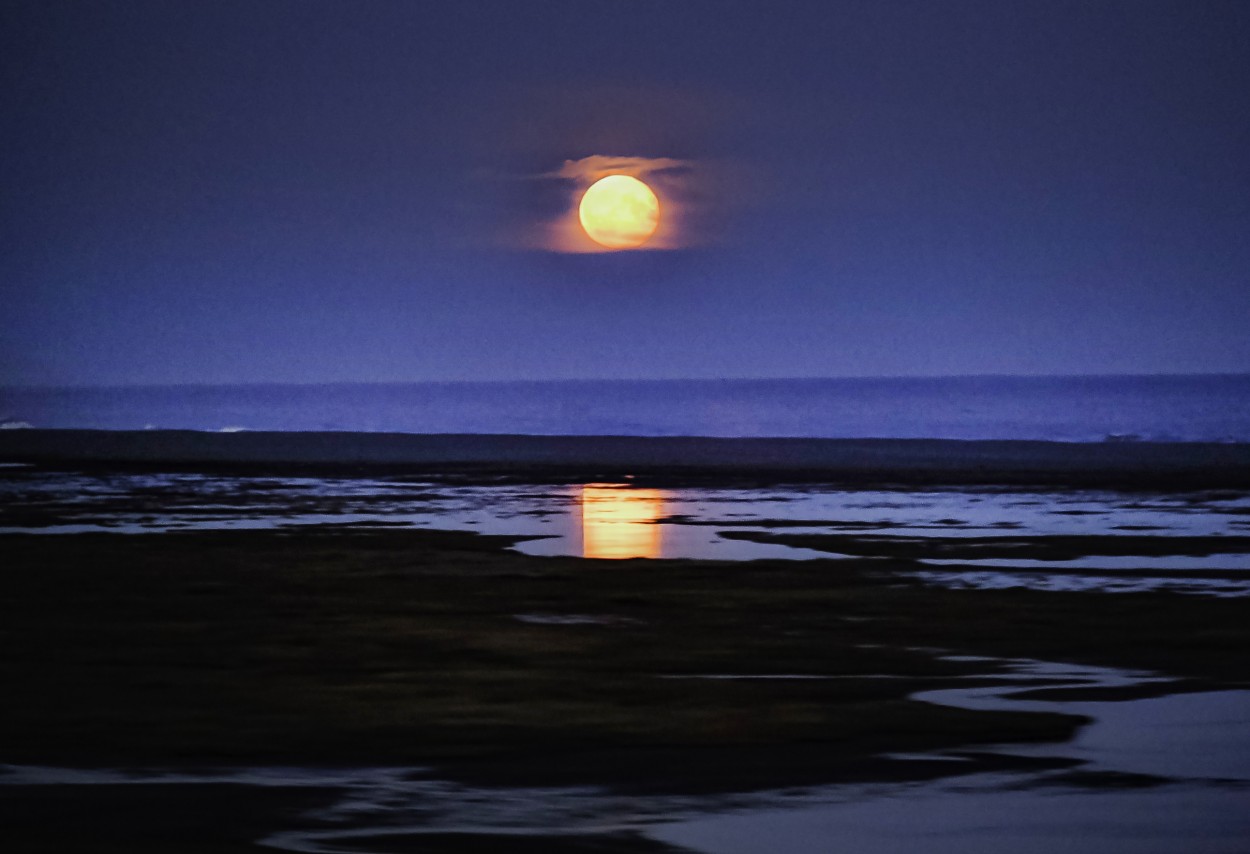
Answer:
[578,175,660,249]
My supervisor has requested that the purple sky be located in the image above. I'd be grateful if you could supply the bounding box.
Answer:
[3,0,1249,385]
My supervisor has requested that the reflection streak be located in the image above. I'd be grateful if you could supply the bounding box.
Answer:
[581,484,665,559]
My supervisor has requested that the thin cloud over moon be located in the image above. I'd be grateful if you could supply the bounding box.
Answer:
[545,155,689,183]
[528,155,702,253]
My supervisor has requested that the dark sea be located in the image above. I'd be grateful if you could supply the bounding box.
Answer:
[3,375,1249,442]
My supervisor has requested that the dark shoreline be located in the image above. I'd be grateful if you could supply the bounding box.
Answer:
[5,429,1250,487]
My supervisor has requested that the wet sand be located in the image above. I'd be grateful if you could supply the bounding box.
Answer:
[2,522,1249,851]
[0,783,339,854]
[2,528,1101,773]
[2,437,1248,851]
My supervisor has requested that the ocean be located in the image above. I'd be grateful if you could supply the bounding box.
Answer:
[3,375,1249,442]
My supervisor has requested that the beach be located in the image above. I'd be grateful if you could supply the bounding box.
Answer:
[2,432,1249,851]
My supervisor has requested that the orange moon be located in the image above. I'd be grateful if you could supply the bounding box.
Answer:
[578,175,660,249]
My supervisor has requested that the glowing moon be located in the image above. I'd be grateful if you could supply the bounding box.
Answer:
[578,175,660,249]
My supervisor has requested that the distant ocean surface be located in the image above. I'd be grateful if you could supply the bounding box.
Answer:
[2,376,1249,443]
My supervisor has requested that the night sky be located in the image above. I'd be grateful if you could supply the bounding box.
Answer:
[3,1,1248,386]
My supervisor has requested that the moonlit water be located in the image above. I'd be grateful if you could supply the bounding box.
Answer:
[651,663,1250,854]
[6,662,1249,854]
[3,471,1248,594]
[3,375,1250,441]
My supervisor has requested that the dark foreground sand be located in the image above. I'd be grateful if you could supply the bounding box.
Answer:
[2,524,1248,852]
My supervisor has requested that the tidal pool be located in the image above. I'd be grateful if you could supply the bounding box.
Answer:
[3,470,1247,595]
[652,659,1250,854]
[4,658,1246,853]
